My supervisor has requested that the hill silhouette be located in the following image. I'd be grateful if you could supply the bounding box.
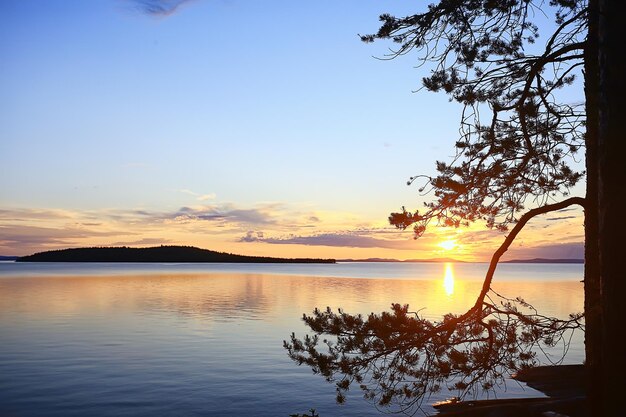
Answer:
[17,246,335,264]
[502,258,583,264]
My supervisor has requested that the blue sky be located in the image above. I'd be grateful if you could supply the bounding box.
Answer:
[0,0,585,260]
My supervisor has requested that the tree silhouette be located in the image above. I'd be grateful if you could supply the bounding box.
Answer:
[285,199,584,413]
[283,1,621,414]
[367,0,586,236]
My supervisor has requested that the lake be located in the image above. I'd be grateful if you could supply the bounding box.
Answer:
[0,262,585,417]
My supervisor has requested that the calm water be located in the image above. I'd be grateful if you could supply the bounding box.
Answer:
[0,262,584,417]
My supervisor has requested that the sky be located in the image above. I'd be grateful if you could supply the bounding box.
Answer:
[0,0,586,261]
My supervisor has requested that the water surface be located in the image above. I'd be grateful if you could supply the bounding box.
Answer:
[0,262,584,416]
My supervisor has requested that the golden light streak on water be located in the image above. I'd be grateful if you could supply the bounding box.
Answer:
[443,263,455,296]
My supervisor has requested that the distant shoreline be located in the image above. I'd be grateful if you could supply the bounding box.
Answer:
[502,258,584,264]
[14,246,336,264]
[2,251,584,265]
[339,258,584,264]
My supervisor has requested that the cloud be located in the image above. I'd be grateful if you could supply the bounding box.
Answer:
[0,208,74,221]
[545,216,578,221]
[197,194,217,201]
[239,231,417,250]
[457,229,504,244]
[108,237,173,246]
[507,242,584,260]
[240,231,264,243]
[0,202,323,255]
[226,209,277,225]
[0,225,137,255]
[0,226,79,247]
[166,205,278,226]
[0,225,129,241]
[128,0,196,16]
[553,207,579,213]
[0,202,302,231]
[180,189,216,201]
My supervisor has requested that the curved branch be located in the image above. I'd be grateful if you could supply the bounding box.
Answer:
[467,196,586,316]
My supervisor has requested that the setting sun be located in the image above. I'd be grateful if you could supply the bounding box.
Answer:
[438,239,457,251]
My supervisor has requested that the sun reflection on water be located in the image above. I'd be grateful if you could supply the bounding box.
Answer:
[443,263,455,296]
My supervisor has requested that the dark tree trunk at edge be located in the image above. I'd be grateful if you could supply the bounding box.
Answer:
[597,0,626,415]
[583,0,602,414]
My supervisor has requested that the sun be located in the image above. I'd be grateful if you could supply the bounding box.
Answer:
[438,239,457,251]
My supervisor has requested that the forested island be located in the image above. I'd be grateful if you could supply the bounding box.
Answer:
[16,246,335,264]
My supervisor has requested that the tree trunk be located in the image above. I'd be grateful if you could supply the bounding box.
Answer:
[597,0,626,415]
[582,0,601,414]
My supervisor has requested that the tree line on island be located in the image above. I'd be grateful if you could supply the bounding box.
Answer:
[12,248,581,264]
[16,245,335,264]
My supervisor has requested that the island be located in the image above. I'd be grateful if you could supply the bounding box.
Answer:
[339,257,465,263]
[502,258,584,264]
[338,257,583,264]
[16,246,336,264]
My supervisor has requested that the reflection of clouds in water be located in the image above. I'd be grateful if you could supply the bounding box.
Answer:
[132,274,272,322]
[0,270,586,371]
[0,267,586,417]
[0,274,273,324]
[0,270,583,328]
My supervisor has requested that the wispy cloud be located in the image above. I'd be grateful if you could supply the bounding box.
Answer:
[0,225,136,254]
[197,194,216,201]
[506,242,584,260]
[456,229,504,244]
[0,203,390,255]
[553,207,579,213]
[108,237,173,246]
[0,208,75,221]
[180,189,217,201]
[2,201,583,260]
[546,216,577,221]
[238,231,417,250]
[240,231,264,243]
[128,0,197,16]
[166,205,278,226]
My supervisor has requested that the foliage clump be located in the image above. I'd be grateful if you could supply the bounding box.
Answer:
[285,294,582,413]
[365,0,588,236]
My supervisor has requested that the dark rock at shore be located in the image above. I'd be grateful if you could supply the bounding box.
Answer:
[513,364,586,398]
[433,365,587,417]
